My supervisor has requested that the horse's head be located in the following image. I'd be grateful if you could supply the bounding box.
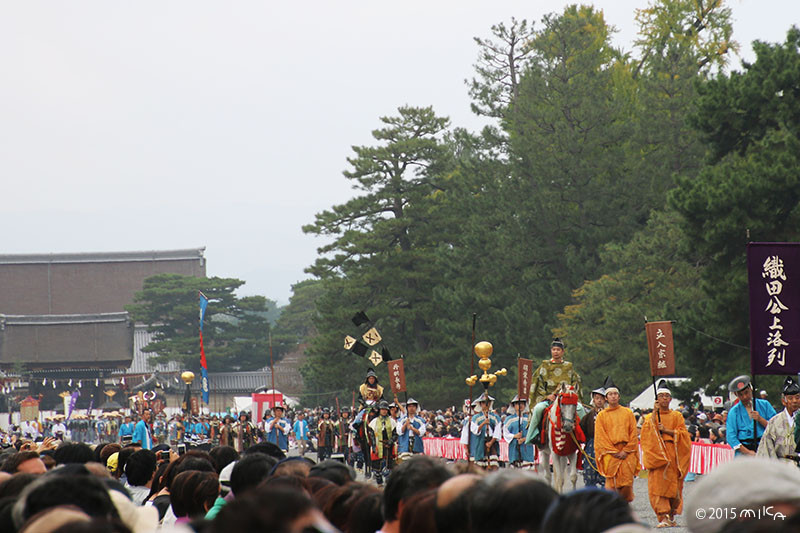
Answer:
[557,383,579,433]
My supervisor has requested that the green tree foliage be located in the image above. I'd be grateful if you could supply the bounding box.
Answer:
[301,106,458,405]
[669,28,800,387]
[554,210,703,395]
[127,274,275,372]
[272,279,324,357]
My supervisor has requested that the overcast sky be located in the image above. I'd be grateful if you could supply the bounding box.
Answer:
[2,1,798,304]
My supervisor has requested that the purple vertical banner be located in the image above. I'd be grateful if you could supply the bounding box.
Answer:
[67,390,80,420]
[748,242,800,374]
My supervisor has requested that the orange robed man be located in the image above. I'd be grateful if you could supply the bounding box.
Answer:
[594,376,640,502]
[640,380,692,528]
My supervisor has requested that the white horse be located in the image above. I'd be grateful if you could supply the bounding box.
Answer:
[537,383,584,493]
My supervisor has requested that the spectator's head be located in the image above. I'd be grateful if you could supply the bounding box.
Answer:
[687,456,800,533]
[12,471,119,529]
[347,489,383,533]
[541,487,639,533]
[399,488,437,533]
[54,443,94,466]
[1,452,47,475]
[210,485,334,533]
[309,460,356,486]
[208,446,239,474]
[169,470,219,519]
[271,457,315,479]
[243,442,286,460]
[470,470,557,533]
[230,453,277,497]
[124,450,157,488]
[435,473,481,533]
[383,455,453,525]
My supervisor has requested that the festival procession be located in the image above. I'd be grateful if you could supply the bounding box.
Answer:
[4,1,800,532]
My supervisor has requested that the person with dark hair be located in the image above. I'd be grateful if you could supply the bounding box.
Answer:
[242,441,286,460]
[114,447,137,482]
[230,453,276,497]
[208,445,239,474]
[12,472,120,530]
[470,470,557,533]
[54,442,95,466]
[1,451,46,474]
[271,456,314,479]
[309,459,356,486]
[317,409,336,462]
[381,455,453,533]
[541,488,644,533]
[347,490,384,533]
[123,449,157,505]
[150,451,216,525]
[435,473,481,533]
[265,405,292,453]
[231,412,256,453]
[209,485,335,533]
[169,470,219,522]
[398,488,437,533]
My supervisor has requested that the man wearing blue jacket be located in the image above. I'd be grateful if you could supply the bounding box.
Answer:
[726,375,776,456]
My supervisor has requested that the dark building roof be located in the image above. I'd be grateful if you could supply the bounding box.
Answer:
[0,313,134,370]
[0,248,206,315]
[189,370,272,394]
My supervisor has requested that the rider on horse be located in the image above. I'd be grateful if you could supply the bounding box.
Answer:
[526,338,583,445]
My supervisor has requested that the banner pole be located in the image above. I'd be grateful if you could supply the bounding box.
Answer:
[467,313,476,464]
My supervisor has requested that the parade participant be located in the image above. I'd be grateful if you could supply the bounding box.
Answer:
[317,408,336,461]
[503,395,534,469]
[52,418,68,441]
[640,380,692,528]
[196,415,211,447]
[579,385,607,488]
[132,409,153,450]
[359,369,384,405]
[350,403,373,473]
[594,377,639,502]
[527,338,583,444]
[726,375,776,456]
[369,400,397,484]
[336,407,352,464]
[232,411,256,452]
[470,392,502,470]
[119,415,134,443]
[209,415,220,446]
[220,415,233,447]
[758,376,800,461]
[397,398,426,461]
[152,413,167,445]
[265,405,292,453]
[293,411,310,457]
[461,400,479,457]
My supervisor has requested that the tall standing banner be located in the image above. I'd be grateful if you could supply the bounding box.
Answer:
[518,358,533,398]
[199,291,210,404]
[387,359,406,394]
[748,243,800,374]
[645,321,676,376]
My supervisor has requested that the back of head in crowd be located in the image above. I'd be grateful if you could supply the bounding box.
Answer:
[541,488,640,533]
[124,450,157,487]
[383,455,453,524]
[309,460,356,486]
[210,485,335,533]
[208,445,239,474]
[435,473,481,533]
[170,470,219,519]
[231,453,277,497]
[470,470,557,533]
[11,472,119,530]
[54,443,95,466]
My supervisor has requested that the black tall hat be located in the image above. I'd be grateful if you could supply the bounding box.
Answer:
[602,376,618,393]
[656,379,671,395]
[552,338,565,349]
[783,376,800,395]
[352,311,371,327]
